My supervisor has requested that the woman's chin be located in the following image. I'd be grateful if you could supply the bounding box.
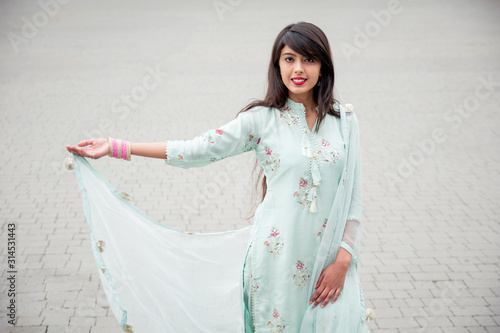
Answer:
[287,86,314,97]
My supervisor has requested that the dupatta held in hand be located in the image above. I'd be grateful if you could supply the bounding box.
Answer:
[70,105,369,332]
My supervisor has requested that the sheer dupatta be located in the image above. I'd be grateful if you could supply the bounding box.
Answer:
[73,155,250,332]
[300,105,369,332]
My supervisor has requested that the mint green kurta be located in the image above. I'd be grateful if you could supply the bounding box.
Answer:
[166,99,369,332]
[72,98,368,332]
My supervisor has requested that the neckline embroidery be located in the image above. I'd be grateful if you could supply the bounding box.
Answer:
[281,100,321,213]
[284,99,318,133]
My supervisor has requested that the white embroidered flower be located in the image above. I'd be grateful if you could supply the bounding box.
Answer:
[344,103,353,112]
[365,308,376,321]
[64,156,75,170]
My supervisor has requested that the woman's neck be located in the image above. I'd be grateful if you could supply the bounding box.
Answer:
[288,93,317,115]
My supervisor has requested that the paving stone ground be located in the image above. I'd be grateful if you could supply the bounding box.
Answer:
[1,0,499,332]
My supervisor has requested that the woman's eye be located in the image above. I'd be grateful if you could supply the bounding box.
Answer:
[305,58,314,63]
[285,57,294,62]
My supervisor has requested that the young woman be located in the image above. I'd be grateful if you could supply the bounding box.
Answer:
[66,22,370,332]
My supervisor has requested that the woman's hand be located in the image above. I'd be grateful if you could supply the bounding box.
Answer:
[309,247,351,308]
[66,138,108,160]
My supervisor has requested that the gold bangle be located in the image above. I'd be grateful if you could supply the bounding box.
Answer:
[107,137,113,157]
[126,141,131,161]
[117,140,122,159]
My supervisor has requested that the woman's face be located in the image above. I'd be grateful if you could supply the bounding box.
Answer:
[279,45,322,100]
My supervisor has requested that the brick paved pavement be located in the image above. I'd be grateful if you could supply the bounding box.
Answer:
[1,0,499,332]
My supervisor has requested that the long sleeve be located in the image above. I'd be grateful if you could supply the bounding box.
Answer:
[165,108,262,169]
[340,111,362,259]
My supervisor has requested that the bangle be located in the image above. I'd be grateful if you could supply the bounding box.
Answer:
[117,140,122,159]
[126,141,131,161]
[107,137,113,157]
[112,139,119,158]
[108,138,131,161]
[122,140,127,160]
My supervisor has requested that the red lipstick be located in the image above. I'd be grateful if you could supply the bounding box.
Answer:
[291,77,307,86]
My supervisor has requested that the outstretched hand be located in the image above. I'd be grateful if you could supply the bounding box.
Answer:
[66,138,108,160]
[309,247,351,308]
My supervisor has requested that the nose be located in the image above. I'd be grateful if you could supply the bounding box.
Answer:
[294,62,303,74]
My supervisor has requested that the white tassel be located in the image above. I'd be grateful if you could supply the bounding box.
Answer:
[309,199,317,213]
[121,192,131,201]
[307,187,317,213]
[97,240,106,253]
[64,156,75,170]
[365,308,375,322]
[311,161,321,186]
[301,133,311,157]
[307,186,316,201]
[301,146,307,156]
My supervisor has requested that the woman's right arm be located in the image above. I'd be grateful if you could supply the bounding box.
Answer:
[66,107,262,163]
[131,142,167,159]
[65,139,168,160]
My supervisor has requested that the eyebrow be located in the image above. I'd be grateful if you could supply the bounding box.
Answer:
[282,52,296,57]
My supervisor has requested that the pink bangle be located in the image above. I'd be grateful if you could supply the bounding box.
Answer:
[112,139,119,158]
[122,140,127,160]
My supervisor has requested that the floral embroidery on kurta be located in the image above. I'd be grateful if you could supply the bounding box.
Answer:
[267,308,285,332]
[201,129,223,143]
[317,139,339,166]
[244,134,261,152]
[292,260,310,291]
[293,177,311,208]
[264,227,284,258]
[264,146,280,174]
[280,106,301,130]
[317,218,328,240]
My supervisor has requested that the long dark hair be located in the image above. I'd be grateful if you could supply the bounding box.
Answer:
[240,22,340,219]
